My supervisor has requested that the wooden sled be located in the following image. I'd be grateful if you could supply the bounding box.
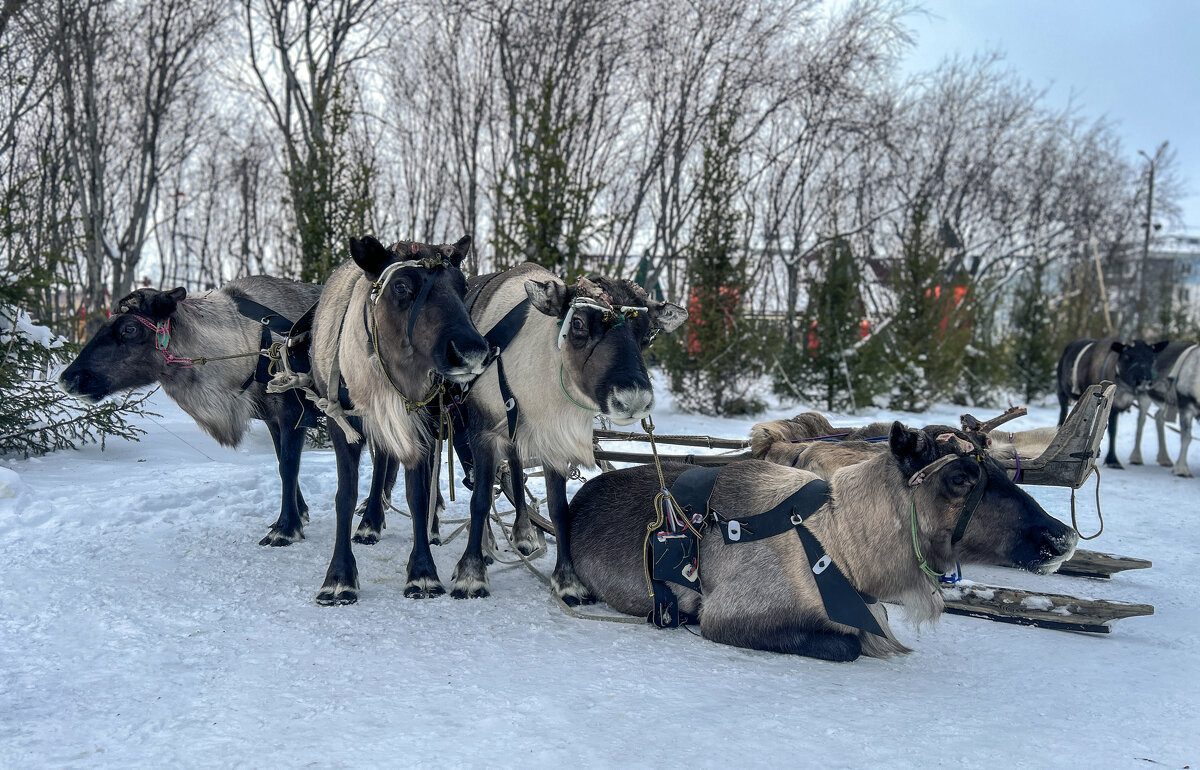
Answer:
[988,381,1116,489]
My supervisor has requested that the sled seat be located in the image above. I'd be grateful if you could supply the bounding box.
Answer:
[988,381,1116,489]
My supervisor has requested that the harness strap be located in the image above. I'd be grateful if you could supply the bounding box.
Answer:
[480,298,532,442]
[951,454,988,544]
[709,476,885,638]
[1070,342,1095,397]
[656,467,885,638]
[645,465,716,628]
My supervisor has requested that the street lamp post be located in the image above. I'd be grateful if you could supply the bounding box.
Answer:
[1137,141,1169,334]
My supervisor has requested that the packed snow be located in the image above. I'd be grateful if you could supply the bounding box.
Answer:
[1,385,1197,768]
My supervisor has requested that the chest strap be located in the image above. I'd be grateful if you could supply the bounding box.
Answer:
[702,471,886,639]
[480,298,532,441]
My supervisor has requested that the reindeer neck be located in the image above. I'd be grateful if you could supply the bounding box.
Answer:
[806,453,933,605]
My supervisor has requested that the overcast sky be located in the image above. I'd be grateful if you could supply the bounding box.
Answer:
[901,0,1199,233]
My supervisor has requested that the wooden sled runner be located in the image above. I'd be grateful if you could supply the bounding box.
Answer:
[941,582,1154,634]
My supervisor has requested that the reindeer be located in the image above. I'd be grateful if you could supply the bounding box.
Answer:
[1130,340,1200,476]
[568,424,1009,660]
[446,264,686,601]
[1055,337,1165,468]
[750,412,1077,574]
[309,236,489,605]
[59,277,321,546]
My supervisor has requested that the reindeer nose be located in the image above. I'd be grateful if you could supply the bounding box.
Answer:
[59,369,83,394]
[609,387,653,419]
[447,338,488,374]
[1041,527,1078,557]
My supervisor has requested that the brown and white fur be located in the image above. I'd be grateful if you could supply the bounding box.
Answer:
[59,276,321,546]
[568,423,984,661]
[310,236,489,604]
[749,412,1077,574]
[449,263,686,600]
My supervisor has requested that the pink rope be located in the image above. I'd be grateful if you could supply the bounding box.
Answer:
[133,315,194,367]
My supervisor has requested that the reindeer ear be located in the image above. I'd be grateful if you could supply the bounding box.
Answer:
[1153,340,1170,353]
[649,300,687,333]
[149,287,187,319]
[1110,340,1126,353]
[888,422,922,458]
[350,236,391,278]
[444,235,471,267]
[525,279,570,317]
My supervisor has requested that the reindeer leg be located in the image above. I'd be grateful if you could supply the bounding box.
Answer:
[1104,411,1123,469]
[1130,394,1149,465]
[452,442,495,599]
[260,420,306,546]
[354,448,395,545]
[403,453,445,598]
[1156,407,1173,466]
[1173,405,1195,478]
[546,467,594,606]
[700,615,862,661]
[429,489,444,546]
[507,450,545,557]
[317,420,364,605]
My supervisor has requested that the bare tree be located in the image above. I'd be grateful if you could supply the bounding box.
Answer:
[240,0,389,281]
[53,0,223,322]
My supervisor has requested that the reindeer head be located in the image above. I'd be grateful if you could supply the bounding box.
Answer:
[59,287,189,402]
[524,275,686,424]
[351,235,489,391]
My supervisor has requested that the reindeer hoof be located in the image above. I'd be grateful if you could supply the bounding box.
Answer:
[514,528,547,558]
[1105,459,1124,470]
[353,520,383,545]
[451,582,491,599]
[552,569,595,606]
[1173,467,1193,478]
[1158,456,1173,467]
[259,526,304,547]
[404,577,446,599]
[450,562,491,599]
[315,582,358,605]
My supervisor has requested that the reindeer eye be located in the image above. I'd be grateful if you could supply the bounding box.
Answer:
[120,322,140,340]
[571,317,585,331]
[392,280,412,297]
[951,474,969,487]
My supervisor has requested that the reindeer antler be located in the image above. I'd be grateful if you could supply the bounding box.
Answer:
[961,406,1027,435]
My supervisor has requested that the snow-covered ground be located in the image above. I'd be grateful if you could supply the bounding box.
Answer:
[1,386,1197,768]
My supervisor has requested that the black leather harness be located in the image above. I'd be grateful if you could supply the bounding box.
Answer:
[647,465,886,637]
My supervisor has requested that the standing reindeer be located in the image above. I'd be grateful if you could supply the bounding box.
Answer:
[447,264,686,601]
[568,423,1018,660]
[59,277,321,546]
[1130,340,1200,476]
[1055,337,1164,468]
[309,236,489,604]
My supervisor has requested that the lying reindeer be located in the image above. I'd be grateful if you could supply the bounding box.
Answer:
[750,412,1078,574]
[60,277,321,547]
[309,235,489,604]
[567,423,1003,660]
